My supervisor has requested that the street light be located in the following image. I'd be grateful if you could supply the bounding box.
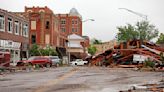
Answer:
[119,8,148,45]
[118,8,147,20]
[82,19,95,22]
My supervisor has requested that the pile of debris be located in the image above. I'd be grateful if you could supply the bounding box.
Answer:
[119,82,164,92]
[89,40,164,69]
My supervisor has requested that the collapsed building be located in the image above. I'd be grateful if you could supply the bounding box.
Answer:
[89,40,164,67]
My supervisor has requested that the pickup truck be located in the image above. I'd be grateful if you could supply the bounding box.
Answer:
[70,59,88,66]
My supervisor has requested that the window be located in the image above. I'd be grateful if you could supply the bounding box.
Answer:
[14,21,19,35]
[61,19,66,25]
[74,19,78,25]
[31,21,36,30]
[61,28,66,32]
[31,35,36,44]
[20,22,22,36]
[0,15,5,32]
[23,24,28,37]
[72,28,78,32]
[72,19,78,25]
[45,21,49,29]
[72,19,74,25]
[8,18,13,33]
[45,34,50,44]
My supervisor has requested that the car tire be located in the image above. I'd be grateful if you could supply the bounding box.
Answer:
[75,63,77,65]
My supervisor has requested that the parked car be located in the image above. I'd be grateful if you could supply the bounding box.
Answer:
[70,59,88,66]
[46,56,61,67]
[16,56,52,67]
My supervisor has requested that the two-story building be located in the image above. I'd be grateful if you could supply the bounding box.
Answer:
[0,8,29,64]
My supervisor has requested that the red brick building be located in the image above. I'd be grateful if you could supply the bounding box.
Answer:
[57,8,82,36]
[23,6,60,48]
[14,7,89,62]
[0,8,29,64]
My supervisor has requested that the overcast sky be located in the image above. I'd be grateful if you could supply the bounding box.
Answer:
[0,0,164,42]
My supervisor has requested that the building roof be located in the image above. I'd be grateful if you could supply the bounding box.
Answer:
[68,34,84,40]
[69,8,82,19]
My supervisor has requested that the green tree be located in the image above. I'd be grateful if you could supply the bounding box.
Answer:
[29,44,58,56]
[91,38,102,44]
[40,46,58,56]
[136,21,158,41]
[156,33,164,44]
[116,21,159,42]
[117,24,138,42]
[29,44,40,56]
[88,45,97,55]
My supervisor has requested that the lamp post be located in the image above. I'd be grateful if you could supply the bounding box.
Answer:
[119,8,148,46]
[82,19,95,22]
[118,8,147,20]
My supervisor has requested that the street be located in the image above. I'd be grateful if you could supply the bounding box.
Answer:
[0,67,163,92]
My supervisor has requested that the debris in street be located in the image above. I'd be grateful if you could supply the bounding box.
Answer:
[89,40,164,70]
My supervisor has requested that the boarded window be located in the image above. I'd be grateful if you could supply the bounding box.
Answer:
[31,21,36,30]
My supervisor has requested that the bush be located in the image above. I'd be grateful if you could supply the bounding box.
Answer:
[144,60,155,68]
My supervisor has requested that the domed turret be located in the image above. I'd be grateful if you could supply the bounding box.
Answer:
[69,8,82,19]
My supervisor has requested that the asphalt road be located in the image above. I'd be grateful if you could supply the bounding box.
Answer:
[0,67,163,92]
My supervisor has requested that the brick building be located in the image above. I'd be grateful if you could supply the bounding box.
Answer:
[57,8,90,61]
[56,8,83,48]
[13,6,89,63]
[0,8,29,64]
[56,8,82,36]
[23,6,60,48]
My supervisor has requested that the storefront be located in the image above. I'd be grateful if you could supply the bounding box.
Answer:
[0,39,22,65]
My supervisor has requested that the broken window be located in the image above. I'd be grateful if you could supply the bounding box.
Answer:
[31,35,36,44]
[46,21,49,29]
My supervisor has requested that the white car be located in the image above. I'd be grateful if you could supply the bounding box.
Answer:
[70,59,88,66]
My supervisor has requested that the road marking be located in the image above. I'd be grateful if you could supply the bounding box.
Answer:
[33,68,79,92]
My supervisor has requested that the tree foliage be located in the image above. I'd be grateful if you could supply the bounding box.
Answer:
[156,33,164,44]
[116,21,159,42]
[29,44,40,56]
[117,24,138,41]
[91,38,102,44]
[136,21,158,41]
[88,45,97,55]
[29,44,58,56]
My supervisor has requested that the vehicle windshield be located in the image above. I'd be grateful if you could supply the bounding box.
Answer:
[49,56,59,59]
[28,57,48,60]
[28,57,36,60]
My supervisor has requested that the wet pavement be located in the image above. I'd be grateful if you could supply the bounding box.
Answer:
[0,66,163,92]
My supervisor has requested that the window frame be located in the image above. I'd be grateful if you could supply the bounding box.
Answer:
[0,15,5,32]
[7,17,13,33]
[14,21,19,35]
[23,23,28,37]
[61,19,66,25]
[61,27,66,32]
